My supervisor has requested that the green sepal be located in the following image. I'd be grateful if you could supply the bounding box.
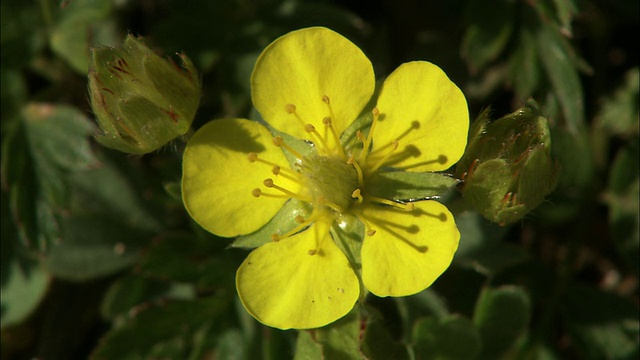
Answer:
[231,199,311,249]
[367,170,459,201]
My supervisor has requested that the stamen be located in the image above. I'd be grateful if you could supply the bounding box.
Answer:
[285,103,307,128]
[368,195,414,211]
[351,188,363,204]
[305,123,331,152]
[354,211,376,236]
[271,212,321,242]
[322,117,345,158]
[272,136,304,159]
[263,178,312,202]
[347,155,365,187]
[248,152,304,182]
[316,196,345,214]
[369,120,420,157]
[251,188,289,199]
[368,141,399,173]
[359,107,380,163]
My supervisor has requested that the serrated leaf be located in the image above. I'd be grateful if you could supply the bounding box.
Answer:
[44,157,161,281]
[368,171,459,201]
[473,286,531,359]
[412,315,482,360]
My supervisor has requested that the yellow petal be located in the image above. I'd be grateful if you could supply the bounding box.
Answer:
[251,27,375,143]
[236,218,359,329]
[371,61,469,172]
[360,200,460,297]
[182,118,298,237]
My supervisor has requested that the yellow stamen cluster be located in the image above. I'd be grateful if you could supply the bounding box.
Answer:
[247,94,419,246]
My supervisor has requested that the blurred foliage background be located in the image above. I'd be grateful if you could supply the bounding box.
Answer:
[1,0,638,359]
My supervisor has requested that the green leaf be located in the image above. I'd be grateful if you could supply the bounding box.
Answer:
[462,0,515,72]
[2,103,100,250]
[367,171,459,201]
[44,157,161,281]
[49,0,116,74]
[100,274,171,321]
[473,286,531,359]
[361,311,408,360]
[232,198,311,249]
[597,67,640,136]
[139,233,239,290]
[305,309,362,360]
[604,139,640,273]
[294,331,324,360]
[536,25,584,133]
[563,282,639,360]
[91,295,231,360]
[412,315,482,360]
[0,257,48,328]
[509,28,542,99]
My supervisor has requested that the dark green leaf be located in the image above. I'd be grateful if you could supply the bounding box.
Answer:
[563,282,639,360]
[597,67,640,136]
[412,315,481,360]
[91,295,230,360]
[462,0,515,72]
[536,25,584,133]
[473,286,531,359]
[49,0,116,74]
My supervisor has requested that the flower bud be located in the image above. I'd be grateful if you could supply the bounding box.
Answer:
[88,35,201,154]
[456,99,559,225]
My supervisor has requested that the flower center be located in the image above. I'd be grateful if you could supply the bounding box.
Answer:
[299,155,358,213]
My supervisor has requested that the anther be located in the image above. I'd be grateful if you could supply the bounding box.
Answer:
[247,152,258,162]
[263,178,275,187]
[285,104,296,114]
[366,229,377,236]
[252,188,262,197]
[308,249,317,256]
[372,107,379,117]
[295,215,306,223]
[322,117,331,126]
[305,124,316,132]
[272,166,280,175]
[322,95,330,104]
[271,234,281,242]
[272,136,304,159]
[272,136,284,147]
[351,188,363,204]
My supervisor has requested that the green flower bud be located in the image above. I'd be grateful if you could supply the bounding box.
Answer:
[456,99,559,225]
[88,35,201,154]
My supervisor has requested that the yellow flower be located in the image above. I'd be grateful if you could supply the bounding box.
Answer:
[182,27,469,329]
